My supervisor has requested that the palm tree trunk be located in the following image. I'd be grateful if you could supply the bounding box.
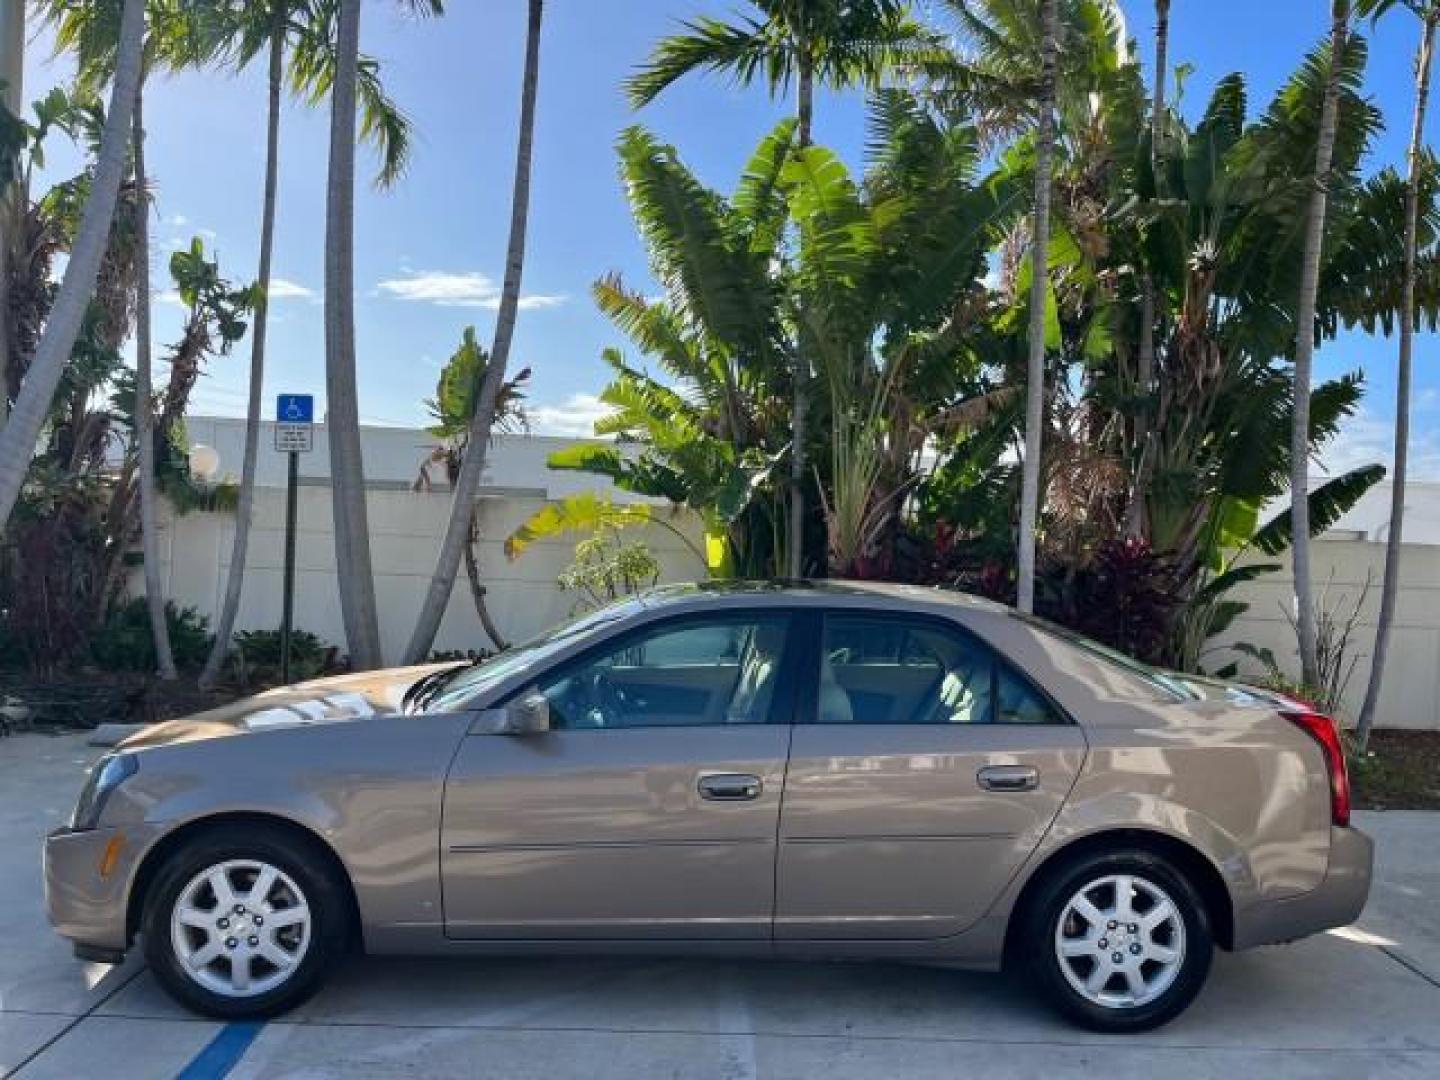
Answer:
[404,0,544,663]
[199,4,285,688]
[787,53,814,579]
[1016,0,1059,614]
[325,0,383,668]
[0,0,23,431]
[462,510,509,652]
[1357,9,1435,747]
[132,82,177,679]
[0,0,144,533]
[1124,0,1170,540]
[1291,0,1351,688]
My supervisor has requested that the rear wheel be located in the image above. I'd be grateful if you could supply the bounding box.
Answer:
[1019,849,1213,1032]
[141,826,349,1018]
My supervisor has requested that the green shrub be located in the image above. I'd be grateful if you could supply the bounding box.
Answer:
[92,599,214,673]
[229,628,342,687]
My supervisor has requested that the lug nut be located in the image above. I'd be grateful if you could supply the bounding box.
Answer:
[253,915,263,926]
[235,905,246,915]
[248,936,259,947]
[225,938,238,949]
[1108,920,1118,930]
[1112,952,1123,963]
[1131,944,1142,955]
[1098,938,1109,949]
[217,918,229,930]
[1128,923,1138,933]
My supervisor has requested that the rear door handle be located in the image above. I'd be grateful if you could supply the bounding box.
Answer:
[698,773,763,801]
[977,765,1039,792]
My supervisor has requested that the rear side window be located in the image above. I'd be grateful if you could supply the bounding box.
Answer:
[1012,613,1199,702]
[814,614,1065,725]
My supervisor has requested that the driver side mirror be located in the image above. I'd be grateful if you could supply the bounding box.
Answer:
[471,690,551,736]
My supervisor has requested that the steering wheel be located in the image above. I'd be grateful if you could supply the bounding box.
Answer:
[580,670,626,728]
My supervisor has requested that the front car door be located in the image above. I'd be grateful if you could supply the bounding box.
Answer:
[441,611,796,940]
[775,610,1088,940]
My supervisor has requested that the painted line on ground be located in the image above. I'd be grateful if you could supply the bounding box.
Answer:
[1378,943,1440,991]
[9,964,146,1077]
[175,1020,266,1080]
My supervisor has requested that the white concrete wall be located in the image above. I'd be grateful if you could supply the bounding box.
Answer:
[1209,535,1440,730]
[145,420,1440,729]
[142,484,706,663]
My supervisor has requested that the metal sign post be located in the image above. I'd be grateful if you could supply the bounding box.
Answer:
[275,394,314,684]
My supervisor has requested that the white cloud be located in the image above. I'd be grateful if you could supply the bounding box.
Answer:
[375,270,565,310]
[267,278,316,301]
[528,393,614,438]
[1316,408,1440,481]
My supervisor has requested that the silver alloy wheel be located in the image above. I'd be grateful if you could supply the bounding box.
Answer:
[169,859,312,998]
[1053,873,1186,1009]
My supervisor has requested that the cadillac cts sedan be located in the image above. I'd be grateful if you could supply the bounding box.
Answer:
[44,582,1371,1031]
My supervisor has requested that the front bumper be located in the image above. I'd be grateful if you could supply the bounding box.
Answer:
[1232,825,1374,950]
[44,823,164,955]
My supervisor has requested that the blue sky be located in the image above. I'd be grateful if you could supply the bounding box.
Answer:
[19,0,1440,476]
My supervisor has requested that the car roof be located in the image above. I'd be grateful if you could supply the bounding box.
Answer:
[633,579,1012,616]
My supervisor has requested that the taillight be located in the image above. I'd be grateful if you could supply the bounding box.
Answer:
[1285,710,1351,827]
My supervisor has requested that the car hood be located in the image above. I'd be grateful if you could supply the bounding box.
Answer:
[118,663,462,751]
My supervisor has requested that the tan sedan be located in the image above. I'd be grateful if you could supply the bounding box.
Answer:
[44,582,1371,1031]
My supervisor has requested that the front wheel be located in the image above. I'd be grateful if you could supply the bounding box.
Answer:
[1020,850,1214,1032]
[141,826,349,1018]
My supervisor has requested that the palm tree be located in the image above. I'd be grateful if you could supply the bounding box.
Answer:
[413,328,532,653]
[324,0,441,670]
[627,0,931,578]
[0,0,23,430]
[199,0,417,687]
[1016,0,1059,613]
[323,0,382,667]
[404,0,543,663]
[1290,0,1354,688]
[1123,0,1171,539]
[130,81,178,677]
[0,0,144,534]
[1355,0,1439,745]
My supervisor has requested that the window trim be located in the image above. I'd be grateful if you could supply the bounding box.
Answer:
[499,609,802,730]
[798,609,1075,727]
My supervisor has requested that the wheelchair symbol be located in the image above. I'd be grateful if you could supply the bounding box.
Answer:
[284,400,304,420]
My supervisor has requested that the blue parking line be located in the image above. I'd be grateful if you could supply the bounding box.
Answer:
[175,1021,265,1080]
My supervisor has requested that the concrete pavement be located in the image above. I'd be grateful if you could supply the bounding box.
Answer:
[2,732,1437,1079]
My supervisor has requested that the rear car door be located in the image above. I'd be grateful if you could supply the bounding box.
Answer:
[775,610,1087,940]
[441,611,796,940]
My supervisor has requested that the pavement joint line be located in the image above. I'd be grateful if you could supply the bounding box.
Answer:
[7,965,147,1077]
[1376,944,1440,991]
[81,1012,1440,1054]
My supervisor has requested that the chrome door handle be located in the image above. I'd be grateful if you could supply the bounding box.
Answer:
[698,773,763,801]
[977,765,1039,792]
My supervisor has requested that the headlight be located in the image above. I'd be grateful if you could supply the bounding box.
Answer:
[70,753,138,831]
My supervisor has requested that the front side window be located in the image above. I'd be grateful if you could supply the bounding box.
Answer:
[533,616,792,730]
[816,614,1062,725]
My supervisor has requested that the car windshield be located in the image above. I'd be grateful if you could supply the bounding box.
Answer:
[1013,612,1201,702]
[412,597,643,714]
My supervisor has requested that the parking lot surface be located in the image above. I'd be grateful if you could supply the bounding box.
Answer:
[3,732,1437,1078]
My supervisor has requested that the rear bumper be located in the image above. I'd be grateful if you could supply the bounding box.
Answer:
[44,823,164,955]
[1232,825,1373,950]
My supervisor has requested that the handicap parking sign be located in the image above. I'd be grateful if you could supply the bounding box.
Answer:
[277,394,314,424]
[275,393,315,452]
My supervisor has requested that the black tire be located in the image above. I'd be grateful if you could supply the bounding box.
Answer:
[1018,848,1214,1032]
[141,824,350,1019]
